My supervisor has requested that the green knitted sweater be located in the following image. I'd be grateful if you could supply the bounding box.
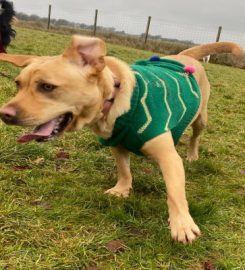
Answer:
[99,58,201,155]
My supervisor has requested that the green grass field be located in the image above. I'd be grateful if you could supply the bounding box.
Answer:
[0,27,244,270]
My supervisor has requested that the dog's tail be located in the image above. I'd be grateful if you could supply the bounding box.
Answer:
[179,42,244,60]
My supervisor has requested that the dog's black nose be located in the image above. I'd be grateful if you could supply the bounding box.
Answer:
[0,106,19,125]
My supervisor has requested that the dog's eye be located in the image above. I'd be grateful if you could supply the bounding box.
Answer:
[39,83,56,92]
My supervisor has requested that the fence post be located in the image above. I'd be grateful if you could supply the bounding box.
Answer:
[47,4,52,30]
[93,9,98,36]
[216,26,222,42]
[144,16,151,44]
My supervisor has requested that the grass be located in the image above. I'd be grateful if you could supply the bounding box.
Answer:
[0,27,244,270]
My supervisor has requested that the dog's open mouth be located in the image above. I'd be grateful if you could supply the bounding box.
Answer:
[17,113,73,144]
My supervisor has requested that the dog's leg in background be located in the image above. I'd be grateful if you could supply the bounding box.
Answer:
[187,109,208,161]
[105,146,132,197]
[142,132,201,243]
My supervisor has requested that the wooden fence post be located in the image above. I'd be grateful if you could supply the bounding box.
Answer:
[93,9,98,36]
[47,4,52,30]
[144,16,151,44]
[216,26,222,42]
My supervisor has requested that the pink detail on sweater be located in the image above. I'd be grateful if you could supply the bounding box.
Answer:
[184,66,196,74]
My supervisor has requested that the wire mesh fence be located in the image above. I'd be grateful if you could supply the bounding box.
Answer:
[51,7,245,46]
[16,5,245,50]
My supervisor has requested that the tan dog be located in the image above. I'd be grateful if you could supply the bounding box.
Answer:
[0,37,242,243]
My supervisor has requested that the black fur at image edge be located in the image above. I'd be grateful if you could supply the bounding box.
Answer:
[0,0,16,53]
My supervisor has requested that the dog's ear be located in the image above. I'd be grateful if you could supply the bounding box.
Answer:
[63,35,106,73]
[0,53,39,67]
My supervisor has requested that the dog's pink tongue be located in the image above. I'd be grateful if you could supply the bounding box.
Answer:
[17,120,56,144]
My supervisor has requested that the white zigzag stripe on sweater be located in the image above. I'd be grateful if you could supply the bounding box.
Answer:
[177,72,199,99]
[164,71,187,122]
[146,71,172,132]
[134,72,152,134]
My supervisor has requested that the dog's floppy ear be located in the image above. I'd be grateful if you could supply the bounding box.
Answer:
[0,53,39,67]
[63,35,106,73]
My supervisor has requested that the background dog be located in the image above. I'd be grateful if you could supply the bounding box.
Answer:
[0,0,16,53]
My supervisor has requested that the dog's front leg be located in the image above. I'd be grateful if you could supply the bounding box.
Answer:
[142,132,201,243]
[105,146,132,198]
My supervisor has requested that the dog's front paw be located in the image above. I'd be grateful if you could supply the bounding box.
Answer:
[186,151,199,162]
[105,186,131,198]
[169,214,201,244]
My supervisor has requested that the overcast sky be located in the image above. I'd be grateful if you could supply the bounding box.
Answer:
[12,0,245,46]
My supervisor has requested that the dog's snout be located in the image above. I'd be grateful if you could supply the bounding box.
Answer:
[0,106,19,125]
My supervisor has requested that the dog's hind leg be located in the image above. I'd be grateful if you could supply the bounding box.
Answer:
[105,146,132,198]
[187,108,208,161]
[142,132,201,243]
[187,73,210,161]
